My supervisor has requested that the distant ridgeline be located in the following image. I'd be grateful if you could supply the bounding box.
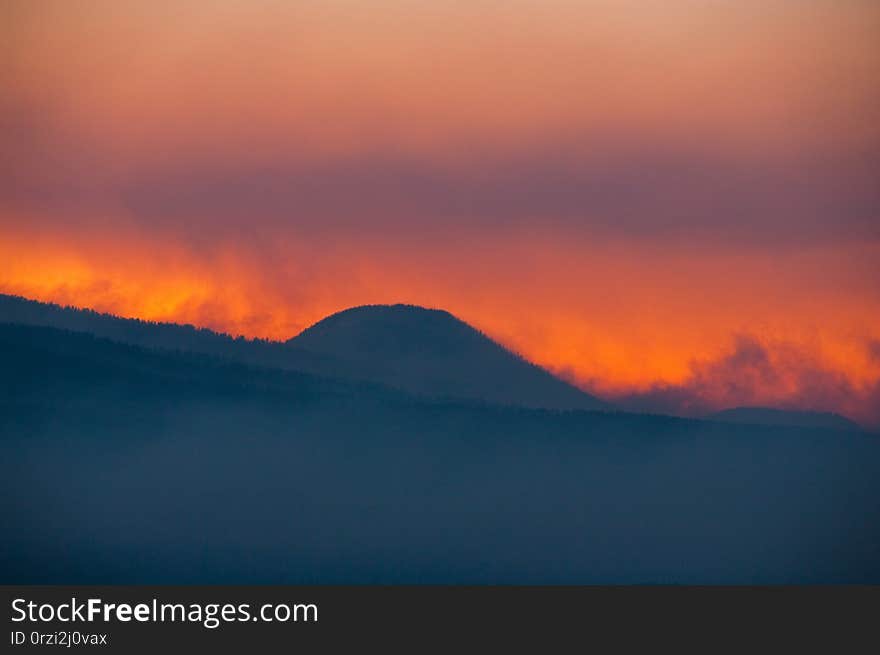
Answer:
[708,407,860,432]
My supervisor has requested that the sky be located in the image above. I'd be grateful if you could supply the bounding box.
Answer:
[2,1,879,425]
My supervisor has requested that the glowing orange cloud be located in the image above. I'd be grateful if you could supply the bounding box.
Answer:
[2,1,879,425]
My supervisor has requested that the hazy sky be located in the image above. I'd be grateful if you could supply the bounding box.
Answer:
[2,1,879,423]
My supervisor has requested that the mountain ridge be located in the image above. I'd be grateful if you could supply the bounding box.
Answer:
[0,293,608,412]
[3,293,870,428]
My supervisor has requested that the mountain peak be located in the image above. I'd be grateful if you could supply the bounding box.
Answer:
[290,303,609,411]
[295,304,460,333]
[292,304,482,357]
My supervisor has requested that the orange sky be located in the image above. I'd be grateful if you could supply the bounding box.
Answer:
[2,1,879,424]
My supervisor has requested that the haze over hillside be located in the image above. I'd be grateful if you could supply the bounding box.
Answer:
[2,321,879,583]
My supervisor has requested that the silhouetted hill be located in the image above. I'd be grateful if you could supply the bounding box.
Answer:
[0,294,608,411]
[288,304,609,410]
[2,321,879,584]
[709,407,860,431]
